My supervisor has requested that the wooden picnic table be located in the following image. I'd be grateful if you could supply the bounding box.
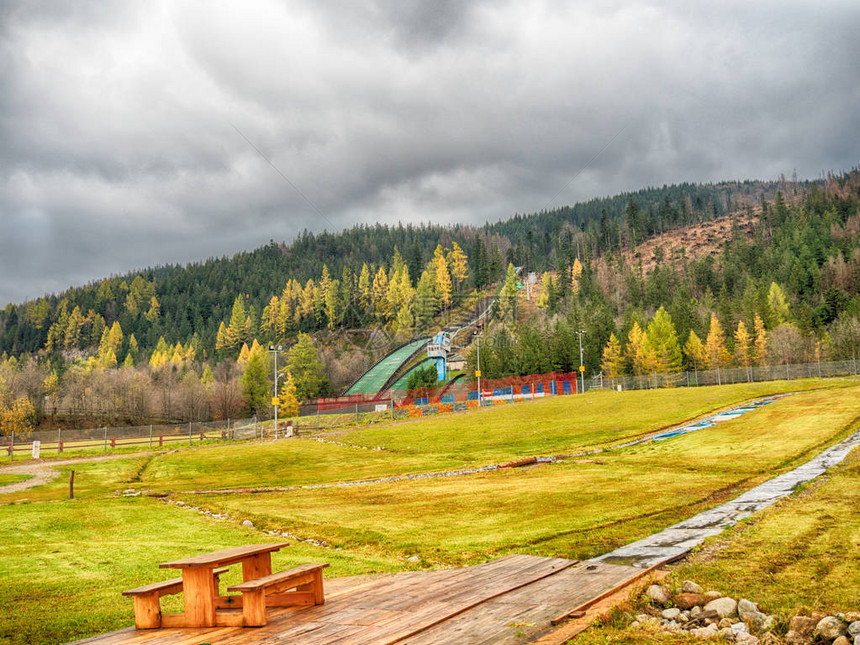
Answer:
[158,542,288,628]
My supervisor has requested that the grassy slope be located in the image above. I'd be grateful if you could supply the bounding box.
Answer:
[574,450,860,644]
[131,378,850,495]
[0,378,857,644]
[334,379,848,461]
[188,385,860,566]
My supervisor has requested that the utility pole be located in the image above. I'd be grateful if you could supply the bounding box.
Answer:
[269,345,283,439]
[575,330,586,394]
[474,320,484,405]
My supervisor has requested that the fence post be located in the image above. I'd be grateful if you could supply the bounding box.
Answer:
[57,428,61,456]
[228,419,232,442]
[390,399,394,420]
[355,403,359,426]
[149,424,152,449]
[103,427,107,454]
[9,431,13,462]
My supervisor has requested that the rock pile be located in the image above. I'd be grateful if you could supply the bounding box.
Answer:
[629,581,859,644]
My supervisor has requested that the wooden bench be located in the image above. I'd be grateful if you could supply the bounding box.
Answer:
[227,563,329,627]
[123,567,229,629]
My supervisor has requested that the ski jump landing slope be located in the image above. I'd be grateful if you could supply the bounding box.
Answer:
[343,338,430,396]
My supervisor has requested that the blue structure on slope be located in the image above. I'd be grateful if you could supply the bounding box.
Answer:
[426,331,452,381]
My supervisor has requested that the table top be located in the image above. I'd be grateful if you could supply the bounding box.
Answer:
[159,543,289,569]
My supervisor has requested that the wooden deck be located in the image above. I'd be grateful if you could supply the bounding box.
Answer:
[77,555,650,644]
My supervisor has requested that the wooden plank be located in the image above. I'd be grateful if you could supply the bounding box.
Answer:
[266,591,315,607]
[534,568,670,645]
[336,556,577,645]
[123,578,183,597]
[228,563,328,592]
[549,561,663,625]
[159,543,288,569]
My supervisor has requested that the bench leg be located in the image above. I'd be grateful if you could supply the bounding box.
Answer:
[313,569,325,604]
[242,590,267,627]
[297,570,325,605]
[132,595,162,629]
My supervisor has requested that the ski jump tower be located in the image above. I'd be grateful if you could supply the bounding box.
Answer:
[426,331,452,381]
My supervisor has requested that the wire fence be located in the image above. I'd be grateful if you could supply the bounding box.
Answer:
[5,359,858,461]
[4,417,260,461]
[586,358,860,392]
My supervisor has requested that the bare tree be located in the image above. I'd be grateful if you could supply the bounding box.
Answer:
[211,361,242,420]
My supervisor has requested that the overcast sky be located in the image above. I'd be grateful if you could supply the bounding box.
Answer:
[1,0,858,307]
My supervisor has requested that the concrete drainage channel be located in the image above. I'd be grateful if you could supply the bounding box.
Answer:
[593,424,860,568]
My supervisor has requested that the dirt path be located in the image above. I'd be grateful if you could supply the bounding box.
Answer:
[0,452,153,495]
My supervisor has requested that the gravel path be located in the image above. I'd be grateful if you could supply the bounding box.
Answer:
[0,452,152,495]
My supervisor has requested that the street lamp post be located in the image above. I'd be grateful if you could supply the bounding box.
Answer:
[575,330,586,394]
[474,321,484,405]
[269,345,283,439]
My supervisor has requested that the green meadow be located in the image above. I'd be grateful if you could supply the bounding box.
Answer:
[0,378,858,644]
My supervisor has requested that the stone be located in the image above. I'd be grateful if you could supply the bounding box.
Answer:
[704,590,723,601]
[789,616,817,637]
[854,635,860,645]
[241,519,253,528]
[647,584,671,606]
[719,626,734,640]
[676,593,705,610]
[719,617,734,629]
[636,613,651,623]
[407,555,420,562]
[815,616,848,641]
[738,599,760,621]
[682,580,704,594]
[757,615,776,633]
[737,634,760,645]
[784,629,812,645]
[680,611,690,622]
[847,613,860,623]
[690,606,703,618]
[760,634,782,645]
[849,622,860,637]
[732,622,749,634]
[662,608,681,620]
[705,597,739,619]
[832,636,851,645]
[691,623,719,639]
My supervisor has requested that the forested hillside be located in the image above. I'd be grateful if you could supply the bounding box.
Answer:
[470,172,860,380]
[0,170,857,431]
[0,177,801,359]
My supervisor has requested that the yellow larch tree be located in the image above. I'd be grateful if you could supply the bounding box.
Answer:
[753,314,768,366]
[704,314,731,369]
[571,258,583,295]
[601,332,625,378]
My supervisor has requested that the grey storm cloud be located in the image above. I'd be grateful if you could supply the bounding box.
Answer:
[1,0,859,306]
